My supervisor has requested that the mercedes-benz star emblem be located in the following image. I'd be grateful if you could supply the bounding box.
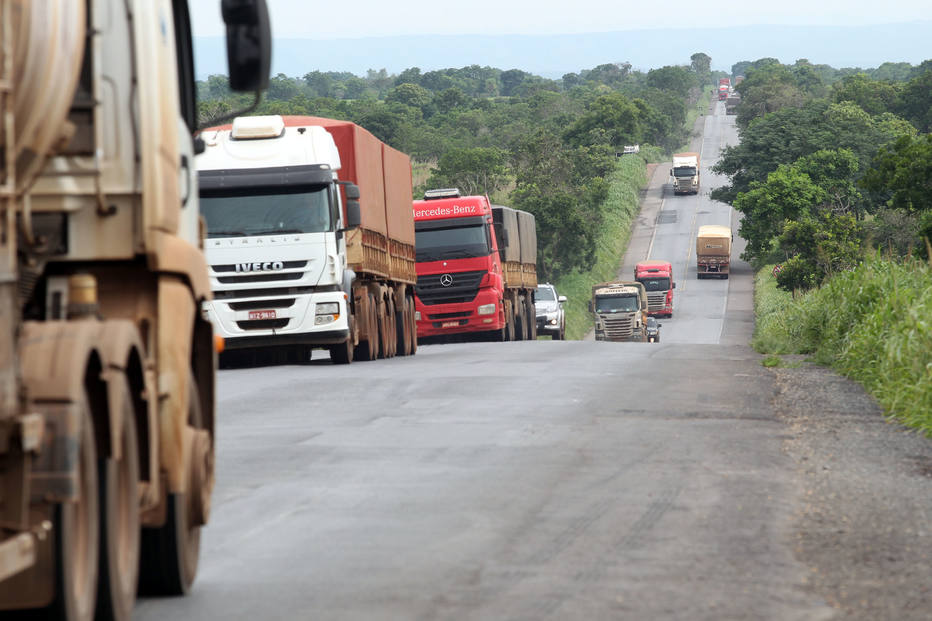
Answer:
[439,273,454,287]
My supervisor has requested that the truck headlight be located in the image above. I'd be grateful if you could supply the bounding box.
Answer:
[316,302,339,315]
[415,311,421,321]
[477,303,496,315]
[315,302,340,325]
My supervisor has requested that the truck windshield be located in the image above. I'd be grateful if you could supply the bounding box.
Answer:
[415,224,490,262]
[200,186,332,238]
[536,286,556,302]
[637,277,671,292]
[673,167,696,177]
[595,295,640,313]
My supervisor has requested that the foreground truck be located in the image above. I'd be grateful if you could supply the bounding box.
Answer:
[413,190,537,342]
[634,260,675,317]
[590,282,649,342]
[198,115,417,364]
[0,1,269,619]
[696,225,732,279]
[671,153,700,195]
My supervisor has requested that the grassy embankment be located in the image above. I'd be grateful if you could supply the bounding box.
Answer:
[753,257,932,434]
[552,150,658,340]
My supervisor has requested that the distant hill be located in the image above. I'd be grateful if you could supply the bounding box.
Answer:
[194,21,932,79]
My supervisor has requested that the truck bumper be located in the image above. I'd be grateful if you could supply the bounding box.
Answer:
[415,289,502,338]
[203,291,351,349]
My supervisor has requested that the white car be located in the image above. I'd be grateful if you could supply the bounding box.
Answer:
[535,283,566,340]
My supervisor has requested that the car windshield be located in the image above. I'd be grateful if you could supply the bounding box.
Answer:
[638,277,671,292]
[200,186,332,238]
[595,295,640,313]
[415,224,490,262]
[536,286,556,302]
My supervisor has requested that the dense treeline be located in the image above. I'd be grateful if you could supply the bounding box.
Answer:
[197,54,715,280]
[712,57,932,292]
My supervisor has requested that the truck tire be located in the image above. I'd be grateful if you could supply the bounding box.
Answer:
[527,299,537,340]
[395,298,407,356]
[329,324,353,365]
[354,294,378,361]
[139,374,205,596]
[408,295,418,355]
[96,383,141,621]
[505,307,515,342]
[47,397,99,621]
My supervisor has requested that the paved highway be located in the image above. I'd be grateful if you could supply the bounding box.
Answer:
[136,101,932,620]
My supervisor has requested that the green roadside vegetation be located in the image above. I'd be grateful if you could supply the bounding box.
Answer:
[714,57,932,433]
[753,258,931,433]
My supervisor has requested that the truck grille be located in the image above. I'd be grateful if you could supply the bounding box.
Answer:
[211,260,308,273]
[235,318,289,331]
[601,314,635,340]
[647,291,667,311]
[416,270,485,306]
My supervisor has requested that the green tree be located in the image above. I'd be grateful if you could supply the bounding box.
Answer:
[895,65,932,132]
[861,133,932,213]
[735,63,807,128]
[563,92,646,149]
[646,65,695,97]
[793,149,863,215]
[733,165,827,261]
[385,83,433,111]
[832,73,900,116]
[775,212,864,291]
[690,52,712,81]
[426,147,509,196]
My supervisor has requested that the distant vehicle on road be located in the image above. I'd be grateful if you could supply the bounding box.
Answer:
[697,225,732,279]
[646,316,662,343]
[671,152,701,195]
[535,283,566,340]
[634,260,675,317]
[590,281,648,342]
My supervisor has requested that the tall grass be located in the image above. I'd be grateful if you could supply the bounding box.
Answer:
[753,257,932,433]
[553,155,648,339]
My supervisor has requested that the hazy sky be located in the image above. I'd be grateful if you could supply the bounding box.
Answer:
[191,1,929,38]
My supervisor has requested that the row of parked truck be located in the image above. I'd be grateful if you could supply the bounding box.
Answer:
[197,116,542,362]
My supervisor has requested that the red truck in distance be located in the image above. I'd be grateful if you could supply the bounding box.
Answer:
[634,260,675,317]
[413,190,537,342]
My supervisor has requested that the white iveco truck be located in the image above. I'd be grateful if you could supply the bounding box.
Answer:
[197,115,417,363]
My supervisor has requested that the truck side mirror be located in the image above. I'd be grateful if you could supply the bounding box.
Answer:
[502,228,509,247]
[222,0,272,92]
[672,282,676,289]
[345,200,361,229]
[558,295,567,303]
[343,183,360,201]
[587,301,593,313]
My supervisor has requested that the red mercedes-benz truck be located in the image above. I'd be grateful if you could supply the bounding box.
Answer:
[413,190,537,342]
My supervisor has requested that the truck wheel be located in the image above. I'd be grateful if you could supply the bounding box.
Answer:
[514,309,524,341]
[47,397,99,621]
[395,299,407,356]
[505,308,515,342]
[96,383,141,621]
[354,294,378,361]
[408,296,418,355]
[329,332,353,365]
[385,298,397,358]
[139,374,205,596]
[527,299,537,339]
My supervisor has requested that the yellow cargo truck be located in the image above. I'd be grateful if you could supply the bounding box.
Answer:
[0,1,269,619]
[696,225,732,279]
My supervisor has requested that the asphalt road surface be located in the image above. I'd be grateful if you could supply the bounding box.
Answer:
[136,101,932,620]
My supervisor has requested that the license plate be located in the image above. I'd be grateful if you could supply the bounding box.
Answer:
[442,321,460,328]
[248,310,276,320]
